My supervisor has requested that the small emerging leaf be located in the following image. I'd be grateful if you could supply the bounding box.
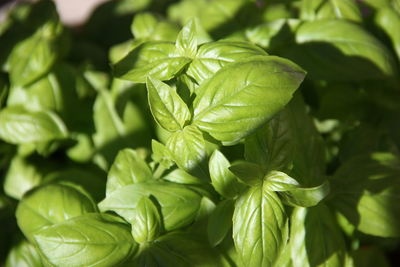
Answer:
[146,77,191,132]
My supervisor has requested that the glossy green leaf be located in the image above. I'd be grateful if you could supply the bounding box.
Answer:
[131,197,162,243]
[330,153,400,237]
[285,19,397,81]
[229,161,265,186]
[99,181,202,231]
[33,213,136,267]
[186,41,268,83]
[113,41,191,83]
[208,199,234,247]
[193,56,305,145]
[0,106,68,145]
[106,148,152,196]
[209,150,245,198]
[233,185,288,267]
[16,183,97,241]
[289,205,346,267]
[5,239,43,267]
[166,125,207,174]
[176,19,197,58]
[147,77,191,132]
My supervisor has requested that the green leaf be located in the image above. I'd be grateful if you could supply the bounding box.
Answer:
[286,95,327,186]
[375,7,400,60]
[131,197,162,243]
[329,153,400,237]
[131,12,158,39]
[208,199,234,247]
[16,183,97,241]
[33,213,136,267]
[99,181,202,231]
[209,150,245,198]
[166,125,207,174]
[8,17,66,87]
[193,56,305,145]
[130,232,225,266]
[0,106,68,145]
[5,239,43,267]
[233,185,288,267]
[176,19,197,58]
[186,41,268,83]
[264,171,300,191]
[289,205,346,267]
[106,148,152,196]
[146,77,191,132]
[4,156,44,200]
[284,19,397,81]
[151,139,174,169]
[113,41,191,83]
[280,180,330,208]
[244,110,293,172]
[229,161,265,186]
[162,168,204,185]
[327,0,362,22]
[93,89,139,168]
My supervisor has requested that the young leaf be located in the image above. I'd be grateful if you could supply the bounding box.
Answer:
[16,183,97,241]
[186,41,268,83]
[106,148,153,196]
[99,181,202,231]
[209,150,245,199]
[233,185,288,267]
[289,206,346,267]
[193,56,305,145]
[0,106,68,145]
[146,77,191,132]
[113,41,191,83]
[229,161,265,186]
[207,199,234,247]
[176,19,197,58]
[131,197,162,243]
[166,125,207,174]
[329,153,400,237]
[33,213,137,267]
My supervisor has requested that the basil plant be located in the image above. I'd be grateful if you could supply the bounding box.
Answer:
[1,0,400,266]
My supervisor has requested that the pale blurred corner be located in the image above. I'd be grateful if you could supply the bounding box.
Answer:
[0,0,112,26]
